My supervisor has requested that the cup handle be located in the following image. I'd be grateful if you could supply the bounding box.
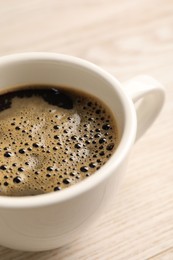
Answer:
[123,75,165,142]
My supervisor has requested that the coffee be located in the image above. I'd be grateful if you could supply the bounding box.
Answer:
[0,86,119,196]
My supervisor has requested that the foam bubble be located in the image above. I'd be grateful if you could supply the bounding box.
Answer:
[0,87,119,196]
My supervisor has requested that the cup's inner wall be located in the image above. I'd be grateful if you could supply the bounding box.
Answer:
[0,55,138,210]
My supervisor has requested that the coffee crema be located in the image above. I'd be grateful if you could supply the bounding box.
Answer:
[0,86,119,196]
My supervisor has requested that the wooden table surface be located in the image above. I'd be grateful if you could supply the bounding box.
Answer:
[0,0,172,259]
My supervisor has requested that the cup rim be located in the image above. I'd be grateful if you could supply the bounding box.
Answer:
[0,52,137,208]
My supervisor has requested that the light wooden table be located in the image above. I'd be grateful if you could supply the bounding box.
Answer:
[0,0,172,259]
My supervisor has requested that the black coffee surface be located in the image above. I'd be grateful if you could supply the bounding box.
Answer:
[0,86,119,196]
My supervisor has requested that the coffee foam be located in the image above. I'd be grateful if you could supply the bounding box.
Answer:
[0,87,119,196]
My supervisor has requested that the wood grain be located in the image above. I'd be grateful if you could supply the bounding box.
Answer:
[0,0,172,259]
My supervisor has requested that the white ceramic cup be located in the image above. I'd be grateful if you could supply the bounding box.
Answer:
[0,53,165,251]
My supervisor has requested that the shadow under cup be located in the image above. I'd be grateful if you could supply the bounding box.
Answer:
[0,53,135,251]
